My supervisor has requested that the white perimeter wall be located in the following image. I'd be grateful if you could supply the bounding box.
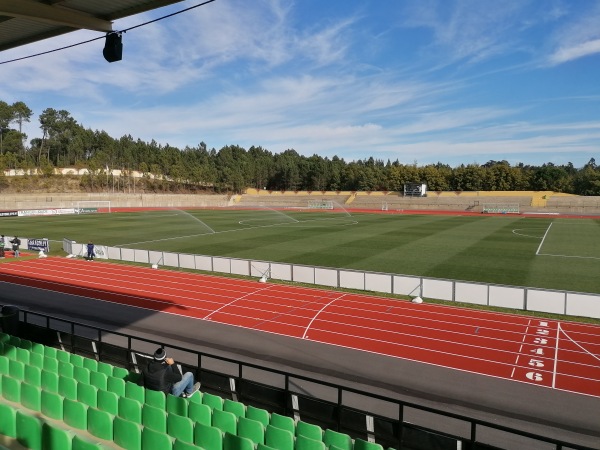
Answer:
[62,239,600,320]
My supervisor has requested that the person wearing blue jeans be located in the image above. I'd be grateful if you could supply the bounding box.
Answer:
[139,348,200,398]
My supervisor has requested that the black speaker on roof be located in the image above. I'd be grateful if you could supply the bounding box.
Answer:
[103,33,123,63]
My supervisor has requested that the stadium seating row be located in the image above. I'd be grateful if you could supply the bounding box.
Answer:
[0,331,385,450]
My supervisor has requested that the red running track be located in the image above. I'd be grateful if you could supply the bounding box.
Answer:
[1,258,599,397]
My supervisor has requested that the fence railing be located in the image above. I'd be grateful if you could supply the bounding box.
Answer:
[63,239,600,320]
[8,308,596,450]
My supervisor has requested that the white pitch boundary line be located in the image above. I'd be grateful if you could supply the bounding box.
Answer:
[537,253,600,261]
[535,221,553,255]
[121,215,355,247]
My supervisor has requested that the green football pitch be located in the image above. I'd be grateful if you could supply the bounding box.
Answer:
[3,209,600,294]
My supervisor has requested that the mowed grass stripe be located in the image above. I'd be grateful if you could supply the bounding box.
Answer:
[539,219,600,258]
[2,210,599,294]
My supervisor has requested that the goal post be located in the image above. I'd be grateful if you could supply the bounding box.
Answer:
[74,201,111,213]
[482,203,519,214]
[307,200,334,210]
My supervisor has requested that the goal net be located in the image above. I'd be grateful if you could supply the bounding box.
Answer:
[74,201,111,213]
[482,203,519,214]
[307,200,334,210]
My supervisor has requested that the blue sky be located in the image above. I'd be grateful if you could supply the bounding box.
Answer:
[1,0,599,167]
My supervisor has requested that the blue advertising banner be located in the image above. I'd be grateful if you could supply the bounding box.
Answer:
[27,238,50,252]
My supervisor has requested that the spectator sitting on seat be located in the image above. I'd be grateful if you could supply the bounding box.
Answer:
[139,347,200,398]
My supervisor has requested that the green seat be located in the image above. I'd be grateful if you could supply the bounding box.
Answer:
[167,413,194,443]
[30,352,44,369]
[119,396,143,423]
[125,381,145,404]
[127,372,142,384]
[18,338,32,350]
[44,347,57,359]
[265,425,294,450]
[257,444,278,450]
[97,361,113,377]
[246,405,270,427]
[223,398,246,418]
[193,423,223,450]
[212,409,237,435]
[25,364,42,387]
[323,429,352,450]
[354,438,384,450]
[43,356,58,373]
[295,435,326,450]
[114,416,142,450]
[42,422,74,450]
[78,383,98,408]
[107,376,126,397]
[0,355,9,375]
[166,394,188,417]
[188,402,212,426]
[8,336,20,347]
[0,332,9,343]
[41,390,64,420]
[58,361,75,379]
[174,439,204,450]
[202,392,223,411]
[74,366,91,385]
[31,342,45,356]
[9,358,25,380]
[224,432,254,450]
[56,349,70,363]
[3,343,17,359]
[21,382,42,411]
[113,366,129,379]
[72,435,105,450]
[16,347,30,364]
[97,389,119,415]
[64,398,88,430]
[237,416,265,445]
[87,408,114,440]
[2,374,21,402]
[70,353,84,367]
[83,357,99,372]
[90,371,108,391]
[142,427,173,450]
[16,409,42,450]
[144,388,166,409]
[41,370,59,393]
[142,404,167,433]
[58,376,78,400]
[296,421,323,441]
[270,413,295,434]
[0,402,17,437]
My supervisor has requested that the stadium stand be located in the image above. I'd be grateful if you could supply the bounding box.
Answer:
[1,329,369,450]
[1,311,596,450]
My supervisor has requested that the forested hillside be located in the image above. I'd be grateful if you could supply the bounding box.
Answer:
[1,100,599,194]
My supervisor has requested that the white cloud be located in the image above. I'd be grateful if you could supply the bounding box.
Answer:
[548,39,600,65]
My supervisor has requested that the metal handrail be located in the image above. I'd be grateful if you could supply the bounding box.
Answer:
[9,308,597,450]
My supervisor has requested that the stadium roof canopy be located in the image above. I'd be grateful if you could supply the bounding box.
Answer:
[0,0,185,52]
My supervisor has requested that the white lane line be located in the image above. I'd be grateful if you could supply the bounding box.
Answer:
[552,322,560,388]
[302,294,346,339]
[511,318,531,378]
